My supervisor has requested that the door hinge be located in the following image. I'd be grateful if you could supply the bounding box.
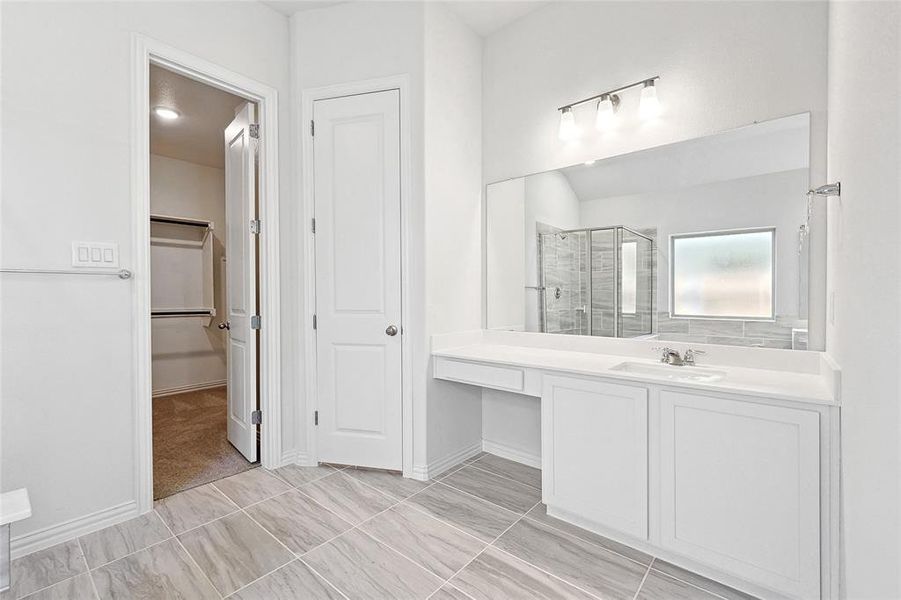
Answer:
[311,218,316,234]
[314,410,319,426]
[250,219,261,235]
[310,120,315,136]
[251,315,261,330]
[251,409,262,425]
[312,314,317,330]
[249,124,260,140]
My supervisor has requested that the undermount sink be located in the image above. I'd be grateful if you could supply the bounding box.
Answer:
[611,361,726,383]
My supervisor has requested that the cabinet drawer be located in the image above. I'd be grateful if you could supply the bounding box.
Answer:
[434,357,524,392]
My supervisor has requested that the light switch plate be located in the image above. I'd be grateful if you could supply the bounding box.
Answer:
[72,242,119,268]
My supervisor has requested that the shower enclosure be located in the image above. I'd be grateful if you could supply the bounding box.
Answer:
[538,226,655,338]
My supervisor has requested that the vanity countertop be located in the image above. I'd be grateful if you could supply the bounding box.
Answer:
[433,340,838,406]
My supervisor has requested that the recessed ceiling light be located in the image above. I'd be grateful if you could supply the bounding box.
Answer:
[153,106,180,120]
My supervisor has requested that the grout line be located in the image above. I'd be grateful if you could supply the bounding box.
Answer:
[298,558,352,600]
[433,478,534,518]
[642,567,740,600]
[171,534,225,599]
[632,558,655,600]
[76,537,102,600]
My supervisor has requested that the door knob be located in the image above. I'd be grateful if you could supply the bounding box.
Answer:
[385,325,398,336]
[218,321,230,330]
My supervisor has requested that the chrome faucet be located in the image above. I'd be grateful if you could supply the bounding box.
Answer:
[654,347,707,366]
[683,348,706,366]
[655,347,685,366]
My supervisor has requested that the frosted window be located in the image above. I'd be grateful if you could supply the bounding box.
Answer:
[671,229,774,319]
[621,241,637,315]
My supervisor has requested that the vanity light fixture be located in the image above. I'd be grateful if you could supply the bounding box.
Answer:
[153,106,180,120]
[595,94,620,130]
[558,106,578,141]
[558,76,660,139]
[639,80,661,119]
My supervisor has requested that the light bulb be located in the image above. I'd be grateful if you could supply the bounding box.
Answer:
[595,94,618,131]
[558,107,578,141]
[153,106,180,120]
[639,80,660,119]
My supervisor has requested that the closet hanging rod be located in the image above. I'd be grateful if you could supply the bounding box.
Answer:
[151,309,215,318]
[0,268,132,280]
[150,215,212,228]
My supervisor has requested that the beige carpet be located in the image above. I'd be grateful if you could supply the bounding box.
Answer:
[153,386,256,500]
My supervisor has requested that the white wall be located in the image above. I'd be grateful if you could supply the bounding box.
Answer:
[580,169,809,316]
[481,0,828,464]
[423,3,484,467]
[826,2,901,598]
[149,154,227,394]
[0,1,291,542]
[486,178,525,330]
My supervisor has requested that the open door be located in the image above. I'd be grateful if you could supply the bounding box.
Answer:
[224,103,258,462]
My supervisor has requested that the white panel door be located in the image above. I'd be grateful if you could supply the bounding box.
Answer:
[659,390,820,599]
[224,103,258,463]
[541,375,648,539]
[314,90,402,470]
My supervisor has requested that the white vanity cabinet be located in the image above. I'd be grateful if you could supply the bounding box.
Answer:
[541,376,648,539]
[658,390,822,600]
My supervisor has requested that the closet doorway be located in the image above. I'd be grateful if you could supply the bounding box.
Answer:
[147,64,260,500]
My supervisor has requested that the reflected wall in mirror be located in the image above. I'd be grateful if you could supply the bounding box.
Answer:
[486,113,816,350]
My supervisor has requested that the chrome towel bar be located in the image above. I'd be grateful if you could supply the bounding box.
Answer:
[0,268,133,280]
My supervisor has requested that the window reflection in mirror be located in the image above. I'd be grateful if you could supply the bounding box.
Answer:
[485,113,817,351]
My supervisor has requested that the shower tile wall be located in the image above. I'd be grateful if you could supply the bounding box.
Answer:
[656,313,807,349]
[590,231,615,337]
[541,231,589,335]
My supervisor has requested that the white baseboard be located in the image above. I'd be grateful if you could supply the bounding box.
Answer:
[11,500,139,559]
[416,441,483,481]
[481,440,541,469]
[152,380,226,398]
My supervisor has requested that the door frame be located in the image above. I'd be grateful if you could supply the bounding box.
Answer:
[131,34,282,513]
[300,75,414,477]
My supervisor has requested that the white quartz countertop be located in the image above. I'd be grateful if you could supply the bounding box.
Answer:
[433,343,837,406]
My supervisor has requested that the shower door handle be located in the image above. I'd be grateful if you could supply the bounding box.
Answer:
[218,321,230,331]
[385,325,398,336]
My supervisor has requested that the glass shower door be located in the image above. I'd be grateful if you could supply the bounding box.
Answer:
[617,228,654,338]
[539,230,589,335]
[590,228,616,337]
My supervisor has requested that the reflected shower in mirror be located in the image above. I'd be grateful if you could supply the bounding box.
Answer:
[486,113,815,350]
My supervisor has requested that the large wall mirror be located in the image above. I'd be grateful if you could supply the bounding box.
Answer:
[486,113,819,350]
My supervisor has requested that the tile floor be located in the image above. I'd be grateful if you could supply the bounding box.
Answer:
[4,453,760,600]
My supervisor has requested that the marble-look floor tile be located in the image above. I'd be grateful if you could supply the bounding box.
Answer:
[524,504,652,565]
[245,489,352,554]
[404,483,519,543]
[470,454,541,489]
[91,538,218,600]
[273,464,336,488]
[361,504,485,579]
[450,547,596,600]
[154,483,237,534]
[18,574,97,600]
[430,584,474,600]
[495,518,648,600]
[300,473,395,525]
[636,570,722,600]
[441,466,541,514]
[303,529,443,600]
[177,512,293,596]
[651,562,759,600]
[8,540,86,599]
[79,512,171,569]
[345,468,431,501]
[230,559,344,600]
[213,468,292,508]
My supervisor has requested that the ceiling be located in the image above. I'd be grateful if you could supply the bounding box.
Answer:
[261,1,549,37]
[150,65,246,168]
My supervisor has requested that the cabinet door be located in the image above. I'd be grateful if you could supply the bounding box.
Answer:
[542,376,648,539]
[659,390,820,599]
